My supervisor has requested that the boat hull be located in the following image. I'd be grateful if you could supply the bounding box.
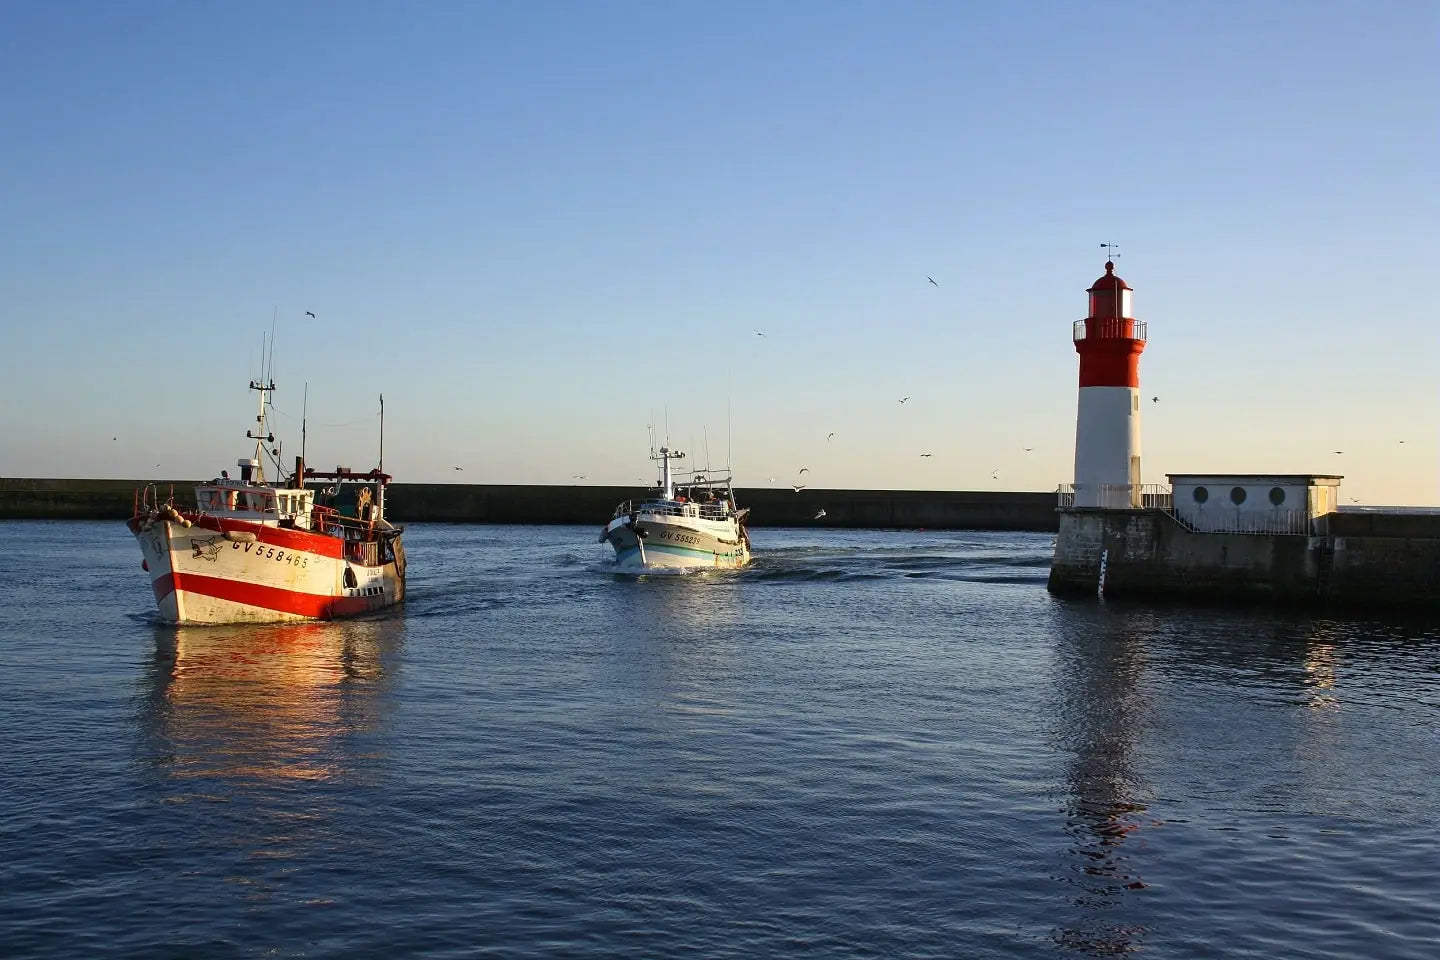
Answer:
[602,514,750,571]
[131,515,404,624]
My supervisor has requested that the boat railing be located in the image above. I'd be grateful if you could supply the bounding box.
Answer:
[346,540,380,565]
[614,499,734,521]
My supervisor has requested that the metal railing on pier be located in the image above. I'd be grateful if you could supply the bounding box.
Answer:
[1056,483,1171,510]
[1165,507,1313,536]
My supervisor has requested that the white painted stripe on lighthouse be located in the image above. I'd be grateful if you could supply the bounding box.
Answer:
[1073,386,1142,507]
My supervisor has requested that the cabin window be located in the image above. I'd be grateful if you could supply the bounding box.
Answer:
[1193,486,1209,504]
[1230,486,1247,505]
[1268,487,1286,506]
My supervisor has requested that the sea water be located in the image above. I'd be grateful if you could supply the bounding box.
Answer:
[2,521,1437,958]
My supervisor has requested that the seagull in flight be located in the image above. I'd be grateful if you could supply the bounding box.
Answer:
[813,508,827,520]
[991,469,1000,479]
[572,474,588,479]
[453,466,463,471]
[792,484,807,493]
[755,330,765,337]
[1023,447,1033,452]
[898,397,910,404]
[1152,396,1159,403]
[920,453,932,458]
[1333,451,1344,455]
[927,277,938,286]
[305,311,316,318]
[826,432,835,442]
[798,467,809,474]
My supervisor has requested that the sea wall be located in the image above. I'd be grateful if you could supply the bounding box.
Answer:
[1048,507,1440,609]
[0,478,1060,531]
[0,478,189,519]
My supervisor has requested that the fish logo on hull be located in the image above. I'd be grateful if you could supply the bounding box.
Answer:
[191,536,223,561]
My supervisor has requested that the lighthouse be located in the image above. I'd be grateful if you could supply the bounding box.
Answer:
[1072,260,1147,508]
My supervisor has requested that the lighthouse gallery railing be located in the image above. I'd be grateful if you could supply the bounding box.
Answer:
[1073,319,1147,341]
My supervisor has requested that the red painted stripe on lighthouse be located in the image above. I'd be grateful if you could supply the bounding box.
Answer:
[187,516,344,559]
[1076,341,1145,388]
[156,572,339,618]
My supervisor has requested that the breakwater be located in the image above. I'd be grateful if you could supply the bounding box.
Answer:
[1048,506,1440,609]
[0,478,1060,531]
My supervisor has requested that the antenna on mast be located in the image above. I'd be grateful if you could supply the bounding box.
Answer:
[1099,241,1121,263]
[378,394,385,473]
[301,382,308,465]
[266,307,277,389]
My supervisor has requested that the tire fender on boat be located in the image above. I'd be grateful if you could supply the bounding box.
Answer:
[223,530,258,543]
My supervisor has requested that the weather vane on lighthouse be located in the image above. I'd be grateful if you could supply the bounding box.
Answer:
[1099,242,1121,262]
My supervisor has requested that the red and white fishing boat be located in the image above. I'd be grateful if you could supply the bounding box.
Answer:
[128,377,406,624]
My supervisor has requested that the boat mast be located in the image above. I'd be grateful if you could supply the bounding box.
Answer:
[246,376,276,484]
[377,394,386,520]
[301,382,308,475]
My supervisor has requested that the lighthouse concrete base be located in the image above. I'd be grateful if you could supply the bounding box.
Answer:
[1048,507,1440,610]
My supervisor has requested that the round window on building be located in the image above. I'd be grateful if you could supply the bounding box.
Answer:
[1230,486,1248,505]
[1269,486,1286,506]
[1193,486,1209,504]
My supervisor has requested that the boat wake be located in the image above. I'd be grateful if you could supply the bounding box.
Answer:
[739,539,1052,586]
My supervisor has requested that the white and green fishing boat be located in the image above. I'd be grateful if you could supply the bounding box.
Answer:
[600,446,751,571]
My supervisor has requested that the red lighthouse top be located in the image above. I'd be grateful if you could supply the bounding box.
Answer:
[1074,260,1146,388]
[1086,261,1134,321]
[1089,261,1130,291]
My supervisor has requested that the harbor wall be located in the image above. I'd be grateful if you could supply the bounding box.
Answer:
[1048,507,1440,609]
[0,478,1060,531]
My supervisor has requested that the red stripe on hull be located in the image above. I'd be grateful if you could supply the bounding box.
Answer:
[155,572,343,619]
[187,515,345,559]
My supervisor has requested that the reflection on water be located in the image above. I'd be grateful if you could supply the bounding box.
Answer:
[1051,605,1156,956]
[601,573,753,736]
[142,618,403,785]
[129,618,405,912]
[1047,604,1440,956]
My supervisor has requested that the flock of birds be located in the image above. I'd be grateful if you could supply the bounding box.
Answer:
[115,308,1405,488]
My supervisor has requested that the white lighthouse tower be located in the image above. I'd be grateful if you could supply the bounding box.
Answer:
[1071,259,1147,508]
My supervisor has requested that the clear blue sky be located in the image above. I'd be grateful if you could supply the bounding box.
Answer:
[2,1,1435,503]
